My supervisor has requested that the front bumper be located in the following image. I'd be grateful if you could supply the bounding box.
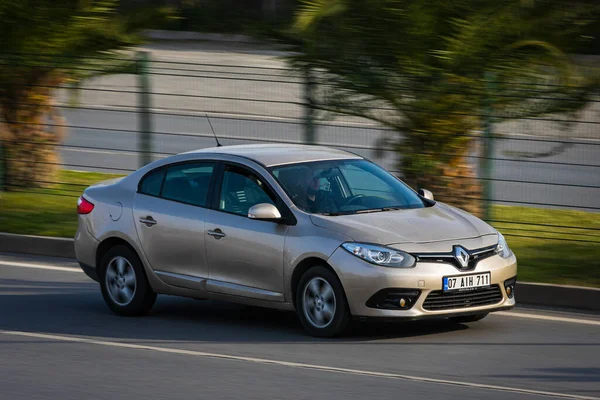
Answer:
[327,247,517,319]
[353,306,515,323]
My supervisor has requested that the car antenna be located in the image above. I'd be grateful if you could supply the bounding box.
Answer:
[206,114,222,147]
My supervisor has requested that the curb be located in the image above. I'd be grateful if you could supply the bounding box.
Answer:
[516,282,600,312]
[1,232,599,311]
[143,30,260,44]
[0,232,75,259]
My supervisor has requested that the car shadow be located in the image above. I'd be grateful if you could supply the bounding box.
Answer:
[0,280,471,343]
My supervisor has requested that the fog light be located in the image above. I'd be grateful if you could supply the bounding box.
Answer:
[366,289,421,310]
[504,277,516,299]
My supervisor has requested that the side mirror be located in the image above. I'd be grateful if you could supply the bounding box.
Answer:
[248,203,282,221]
[418,188,434,201]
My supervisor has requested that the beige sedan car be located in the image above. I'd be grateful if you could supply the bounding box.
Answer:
[75,144,517,337]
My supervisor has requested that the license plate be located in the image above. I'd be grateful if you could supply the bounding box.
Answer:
[443,272,491,292]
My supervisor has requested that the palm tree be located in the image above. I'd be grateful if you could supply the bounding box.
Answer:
[0,0,169,190]
[282,0,599,215]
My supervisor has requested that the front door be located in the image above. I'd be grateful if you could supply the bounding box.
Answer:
[133,162,216,286]
[204,164,288,301]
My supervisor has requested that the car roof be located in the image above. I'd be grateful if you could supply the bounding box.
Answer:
[185,144,363,167]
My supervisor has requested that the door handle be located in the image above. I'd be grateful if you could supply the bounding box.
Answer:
[139,216,157,227]
[207,229,226,239]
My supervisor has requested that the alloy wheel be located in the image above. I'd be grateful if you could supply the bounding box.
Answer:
[105,256,137,306]
[303,277,336,328]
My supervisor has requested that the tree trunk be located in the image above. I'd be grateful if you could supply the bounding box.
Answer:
[397,134,483,218]
[0,76,66,190]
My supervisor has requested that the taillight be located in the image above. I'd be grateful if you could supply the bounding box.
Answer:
[77,196,95,215]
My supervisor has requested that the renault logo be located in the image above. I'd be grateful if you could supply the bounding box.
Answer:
[453,246,470,268]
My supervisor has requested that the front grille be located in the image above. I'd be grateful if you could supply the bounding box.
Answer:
[422,285,503,311]
[415,245,497,271]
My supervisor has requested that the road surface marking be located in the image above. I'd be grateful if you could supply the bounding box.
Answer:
[0,329,596,400]
[2,259,599,326]
[496,311,600,326]
[0,260,81,273]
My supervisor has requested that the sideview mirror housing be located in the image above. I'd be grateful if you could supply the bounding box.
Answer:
[418,188,434,201]
[248,203,282,221]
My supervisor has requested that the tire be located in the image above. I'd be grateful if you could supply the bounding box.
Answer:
[296,266,350,337]
[99,245,157,316]
[449,313,488,323]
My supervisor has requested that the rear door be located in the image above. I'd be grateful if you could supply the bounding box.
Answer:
[133,162,217,284]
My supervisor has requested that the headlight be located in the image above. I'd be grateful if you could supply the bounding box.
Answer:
[341,243,415,268]
[496,232,513,259]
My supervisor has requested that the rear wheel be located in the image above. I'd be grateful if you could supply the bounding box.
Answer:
[296,266,350,337]
[449,313,488,323]
[99,245,156,316]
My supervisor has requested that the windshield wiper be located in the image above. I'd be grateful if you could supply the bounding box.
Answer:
[318,207,404,216]
[355,207,404,214]
[317,211,356,216]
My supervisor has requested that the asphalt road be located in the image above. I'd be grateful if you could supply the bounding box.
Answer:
[60,108,600,210]
[1,252,599,400]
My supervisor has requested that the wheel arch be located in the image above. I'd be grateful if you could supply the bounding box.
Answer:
[96,236,141,269]
[290,257,345,308]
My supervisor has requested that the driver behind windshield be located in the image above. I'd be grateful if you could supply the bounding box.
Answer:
[272,159,425,215]
[306,175,337,214]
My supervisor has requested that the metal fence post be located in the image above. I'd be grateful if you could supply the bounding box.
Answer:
[481,71,496,222]
[303,67,316,144]
[137,51,153,167]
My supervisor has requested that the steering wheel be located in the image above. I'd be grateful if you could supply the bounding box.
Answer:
[344,194,367,206]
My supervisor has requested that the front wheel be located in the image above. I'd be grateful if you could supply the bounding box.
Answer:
[99,245,157,316]
[449,313,488,323]
[296,266,350,337]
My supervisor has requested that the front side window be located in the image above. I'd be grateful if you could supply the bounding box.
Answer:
[160,163,215,207]
[271,159,425,215]
[219,167,275,216]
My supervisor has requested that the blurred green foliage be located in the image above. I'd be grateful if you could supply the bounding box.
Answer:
[1,0,139,60]
[127,0,298,35]
[280,0,600,215]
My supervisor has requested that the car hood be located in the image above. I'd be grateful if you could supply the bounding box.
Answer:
[309,203,496,245]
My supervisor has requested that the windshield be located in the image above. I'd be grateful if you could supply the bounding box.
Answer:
[270,159,426,215]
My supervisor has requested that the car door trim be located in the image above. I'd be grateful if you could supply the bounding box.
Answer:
[206,279,284,302]
[154,270,208,291]
[154,271,284,302]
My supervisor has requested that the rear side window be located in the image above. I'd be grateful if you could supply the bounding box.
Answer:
[161,163,215,207]
[139,169,165,197]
